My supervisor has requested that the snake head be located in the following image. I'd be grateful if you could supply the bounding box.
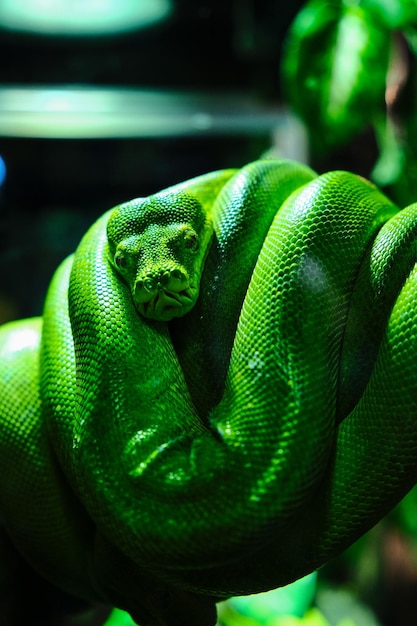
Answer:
[107,191,213,322]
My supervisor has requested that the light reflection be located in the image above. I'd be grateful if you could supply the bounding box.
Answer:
[0,86,288,139]
[3,323,40,355]
[0,155,6,186]
[0,0,172,36]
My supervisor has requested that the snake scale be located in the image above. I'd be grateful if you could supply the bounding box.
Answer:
[1,158,417,625]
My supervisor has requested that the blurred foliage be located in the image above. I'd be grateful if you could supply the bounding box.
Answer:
[219,605,331,626]
[102,608,137,625]
[281,0,417,206]
[216,578,383,626]
[218,574,317,625]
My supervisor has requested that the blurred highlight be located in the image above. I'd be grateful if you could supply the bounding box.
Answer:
[0,155,6,186]
[0,86,288,139]
[218,574,317,625]
[0,0,172,36]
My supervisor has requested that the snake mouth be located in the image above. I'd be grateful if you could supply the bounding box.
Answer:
[136,286,196,321]
[134,267,198,321]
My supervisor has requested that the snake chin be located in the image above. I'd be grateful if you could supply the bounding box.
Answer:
[136,287,196,321]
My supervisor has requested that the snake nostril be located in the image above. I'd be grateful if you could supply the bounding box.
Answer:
[137,269,185,294]
[171,269,185,282]
[144,277,155,292]
[160,270,171,286]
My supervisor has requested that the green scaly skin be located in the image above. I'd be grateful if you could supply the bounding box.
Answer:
[1,159,417,625]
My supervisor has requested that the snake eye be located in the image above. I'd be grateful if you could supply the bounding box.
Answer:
[183,229,199,251]
[114,251,127,269]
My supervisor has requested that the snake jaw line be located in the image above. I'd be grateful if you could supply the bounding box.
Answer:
[136,284,197,321]
[132,248,201,320]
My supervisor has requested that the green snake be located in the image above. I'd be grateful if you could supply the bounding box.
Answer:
[1,158,417,625]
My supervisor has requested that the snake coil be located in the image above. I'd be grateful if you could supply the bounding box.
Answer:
[1,159,417,625]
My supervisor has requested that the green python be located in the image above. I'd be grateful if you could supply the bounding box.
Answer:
[1,158,417,625]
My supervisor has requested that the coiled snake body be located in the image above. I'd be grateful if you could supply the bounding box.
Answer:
[1,159,417,625]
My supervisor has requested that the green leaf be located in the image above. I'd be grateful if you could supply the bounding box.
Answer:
[359,0,417,29]
[282,0,390,154]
